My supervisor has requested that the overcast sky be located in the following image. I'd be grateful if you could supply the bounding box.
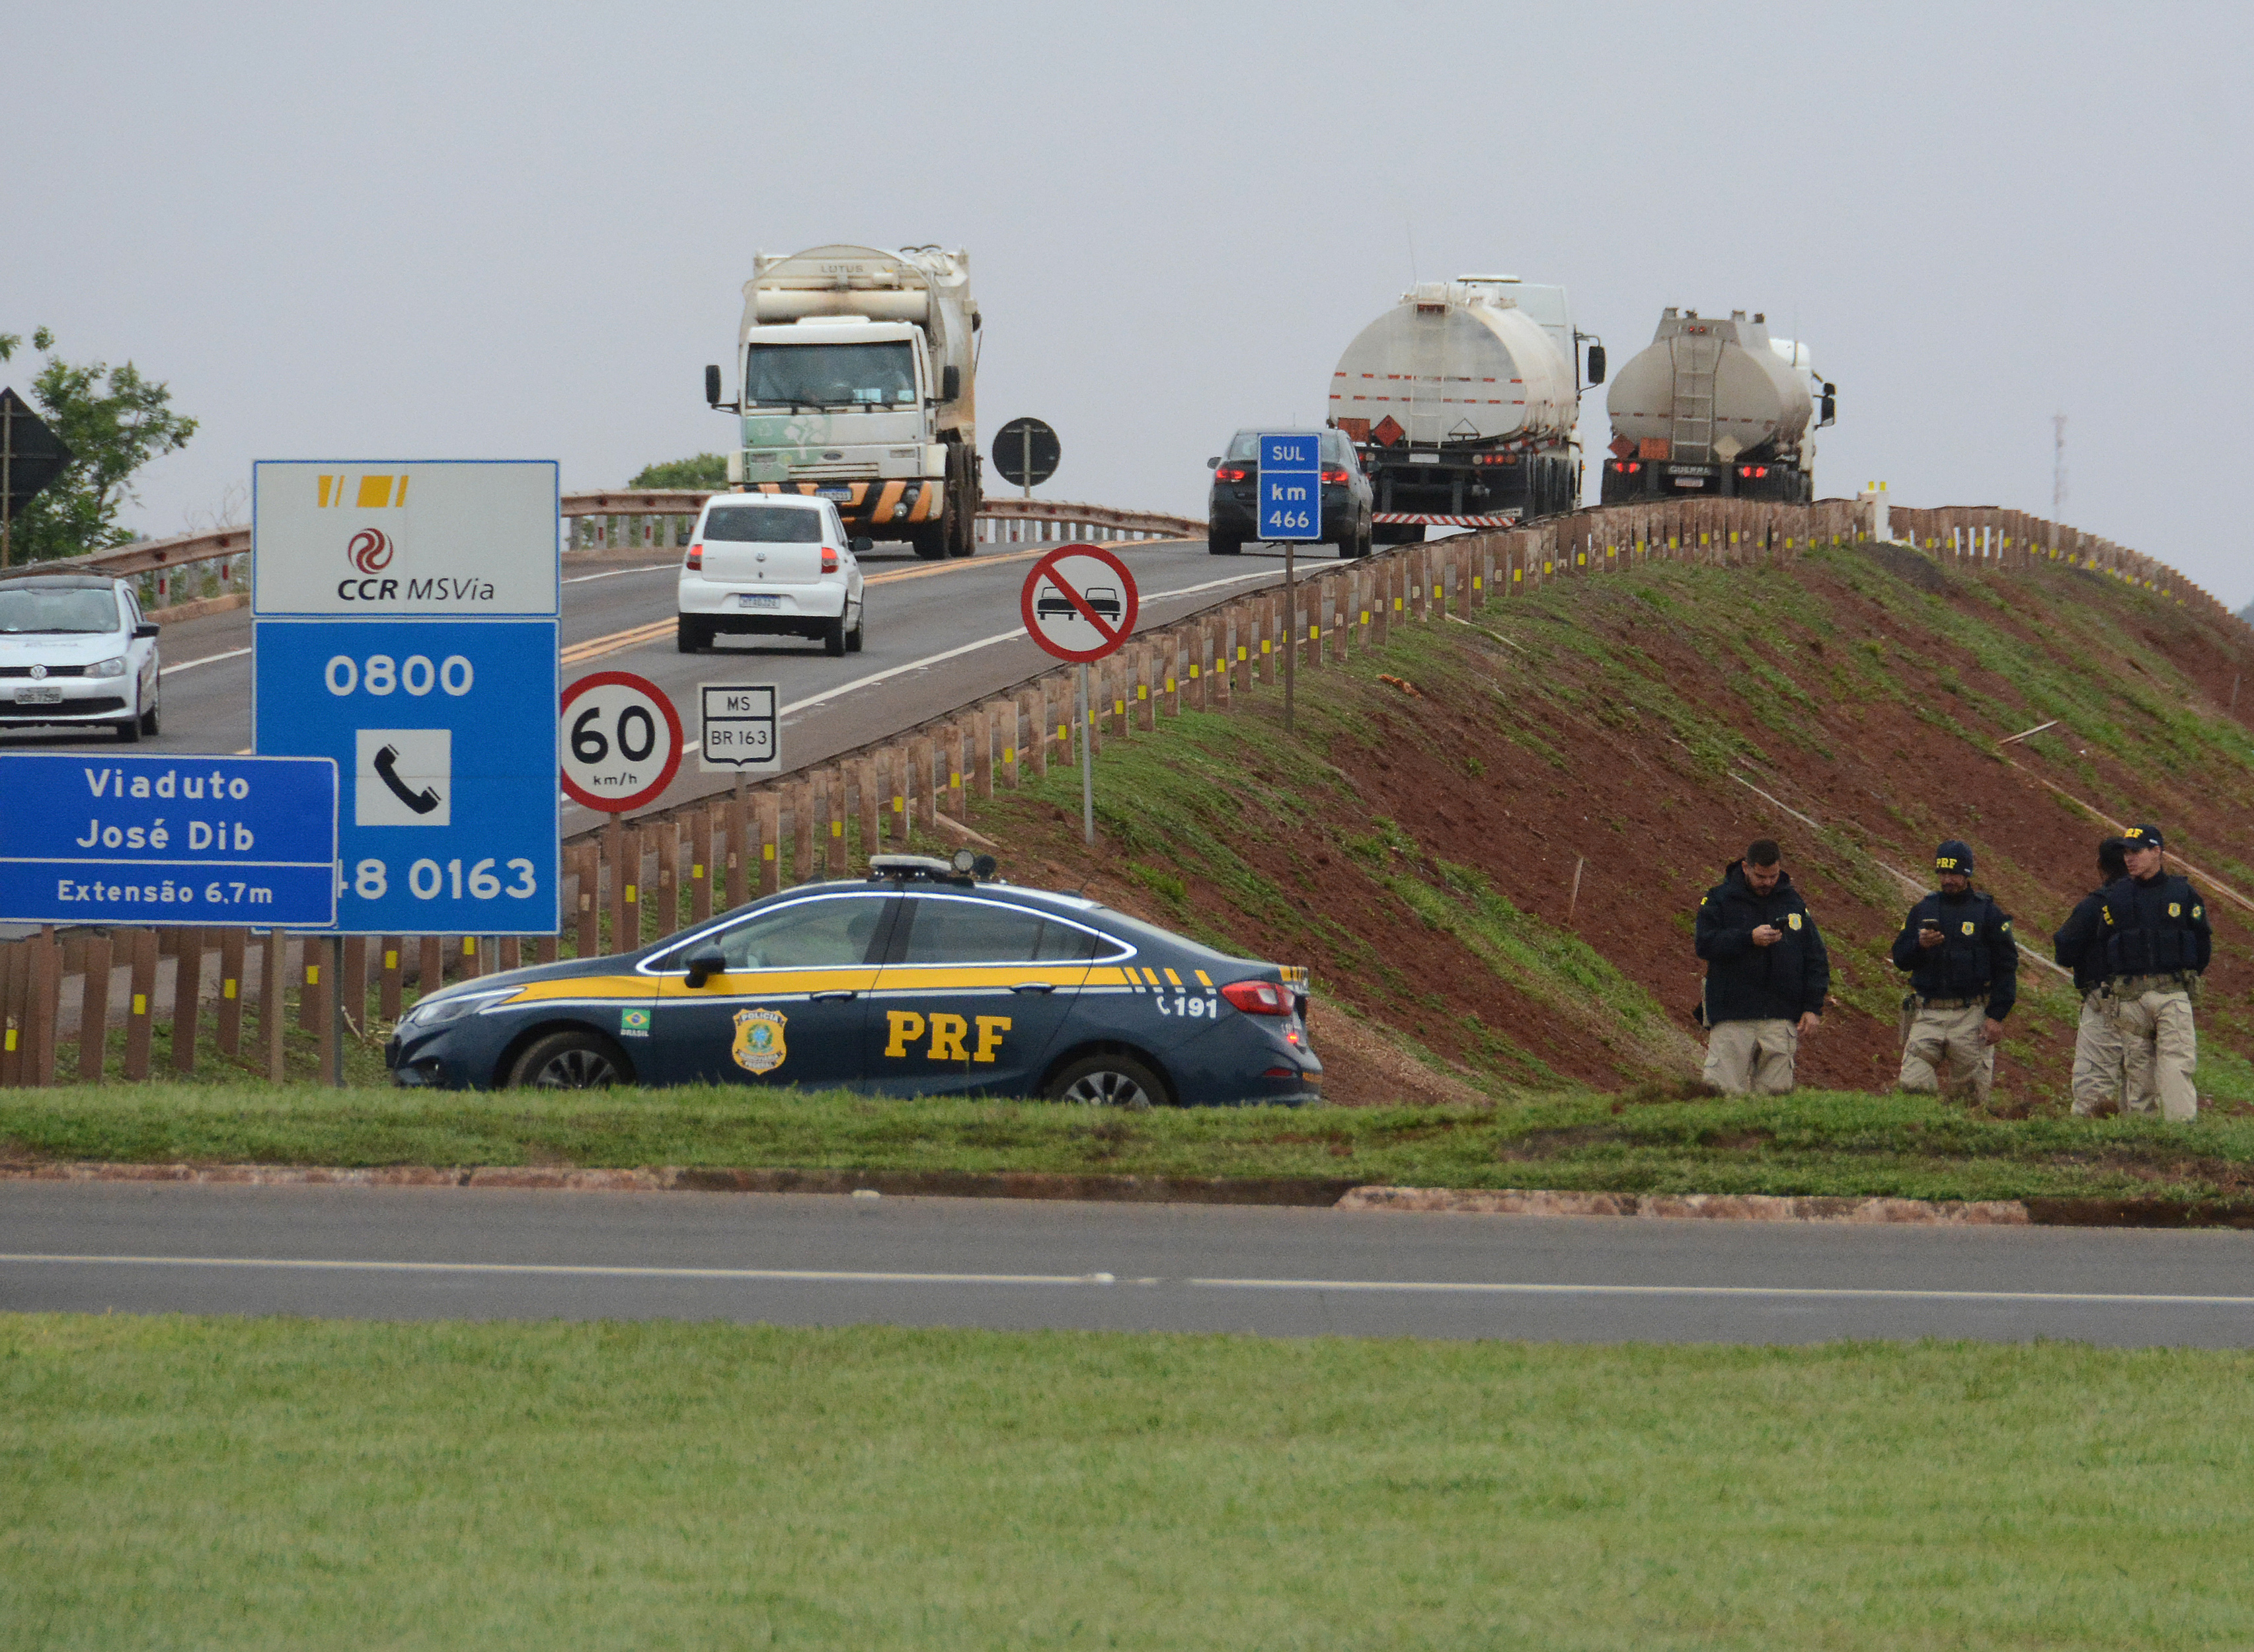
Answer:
[11,2,2250,603]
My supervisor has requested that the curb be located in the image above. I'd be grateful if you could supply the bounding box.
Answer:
[0,1161,1355,1207]
[5,1163,2253,1228]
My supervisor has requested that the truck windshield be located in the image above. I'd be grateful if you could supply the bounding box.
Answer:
[744,342,917,408]
[0,588,120,634]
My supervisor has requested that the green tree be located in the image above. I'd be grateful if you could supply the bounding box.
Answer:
[629,453,728,488]
[0,328,197,562]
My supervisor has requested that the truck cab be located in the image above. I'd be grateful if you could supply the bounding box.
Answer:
[711,244,980,561]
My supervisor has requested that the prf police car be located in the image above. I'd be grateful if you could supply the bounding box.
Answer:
[386,854,1319,1108]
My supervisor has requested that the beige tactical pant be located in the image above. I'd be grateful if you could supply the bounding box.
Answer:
[2072,991,2128,1117]
[2117,988,2198,1123]
[1899,1003,1992,1104]
[1703,1018,1798,1095]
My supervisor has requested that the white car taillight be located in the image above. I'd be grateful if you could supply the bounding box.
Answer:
[821,545,839,574]
[685,543,703,572]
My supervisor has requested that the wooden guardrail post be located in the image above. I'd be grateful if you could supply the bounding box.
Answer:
[378,936,403,1026]
[78,933,112,1081]
[171,927,202,1074]
[123,929,157,1081]
[688,806,714,923]
[757,790,781,896]
[340,934,368,1039]
[216,928,246,1055]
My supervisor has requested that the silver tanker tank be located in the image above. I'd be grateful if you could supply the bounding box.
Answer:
[1331,276,1596,541]
[1600,309,1834,504]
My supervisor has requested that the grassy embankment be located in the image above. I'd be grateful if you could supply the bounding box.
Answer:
[12,1078,2254,1203]
[7,1316,2253,1647]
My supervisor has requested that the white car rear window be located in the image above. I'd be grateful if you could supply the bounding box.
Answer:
[702,505,824,544]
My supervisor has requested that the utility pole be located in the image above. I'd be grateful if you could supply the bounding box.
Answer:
[2052,412,2068,517]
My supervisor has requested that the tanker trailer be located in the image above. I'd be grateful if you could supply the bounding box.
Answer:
[705,244,981,560]
[1600,309,1834,504]
[1330,276,1596,543]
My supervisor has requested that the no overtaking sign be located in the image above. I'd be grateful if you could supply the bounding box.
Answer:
[1021,544,1140,664]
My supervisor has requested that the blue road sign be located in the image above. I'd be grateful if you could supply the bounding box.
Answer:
[254,619,560,935]
[1258,431,1322,541]
[251,459,560,936]
[0,753,337,927]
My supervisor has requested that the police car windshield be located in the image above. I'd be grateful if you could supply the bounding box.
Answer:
[702,506,824,544]
[0,588,120,634]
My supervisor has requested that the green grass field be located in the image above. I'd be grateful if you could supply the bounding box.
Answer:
[7,1080,2254,1205]
[5,1316,2251,1648]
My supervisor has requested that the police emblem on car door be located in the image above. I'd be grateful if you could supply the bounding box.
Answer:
[731,1008,788,1074]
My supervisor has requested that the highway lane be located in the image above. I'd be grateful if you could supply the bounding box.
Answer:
[7,1182,2254,1345]
[5,535,1342,825]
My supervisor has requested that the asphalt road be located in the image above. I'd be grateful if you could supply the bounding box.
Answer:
[8,1182,2254,1345]
[3,534,1338,828]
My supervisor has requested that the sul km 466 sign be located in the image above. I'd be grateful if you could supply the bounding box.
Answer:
[1021,544,1139,664]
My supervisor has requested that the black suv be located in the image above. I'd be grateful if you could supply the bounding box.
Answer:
[1205,428,1373,558]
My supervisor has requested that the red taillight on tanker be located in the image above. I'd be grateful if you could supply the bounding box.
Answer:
[1221,979,1289,1016]
[1215,465,1249,482]
[685,544,703,571]
[821,545,839,573]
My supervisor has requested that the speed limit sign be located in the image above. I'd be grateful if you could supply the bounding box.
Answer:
[560,671,683,812]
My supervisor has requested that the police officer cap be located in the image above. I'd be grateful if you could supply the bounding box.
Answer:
[2122,823,2165,850]
[1933,839,1974,874]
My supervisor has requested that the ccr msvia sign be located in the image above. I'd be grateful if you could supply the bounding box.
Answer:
[0,754,338,927]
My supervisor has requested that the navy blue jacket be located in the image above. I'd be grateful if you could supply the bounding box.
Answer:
[2052,889,2111,995]
[2095,872,2211,981]
[1890,887,2017,1020]
[1694,862,1830,1025]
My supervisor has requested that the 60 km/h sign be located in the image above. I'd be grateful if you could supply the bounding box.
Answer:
[561,671,683,813]
[1021,544,1140,664]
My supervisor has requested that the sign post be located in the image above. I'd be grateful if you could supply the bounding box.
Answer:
[1259,433,1322,733]
[252,461,563,988]
[1021,544,1138,846]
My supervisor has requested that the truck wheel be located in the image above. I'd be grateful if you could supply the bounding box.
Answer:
[1046,1051,1168,1111]
[946,486,976,557]
[1208,531,1241,556]
[822,615,847,657]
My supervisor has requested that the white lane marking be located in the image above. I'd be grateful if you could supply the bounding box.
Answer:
[159,647,252,677]
[563,563,676,585]
[1142,568,1287,601]
[775,625,1030,716]
[5,1254,2253,1308]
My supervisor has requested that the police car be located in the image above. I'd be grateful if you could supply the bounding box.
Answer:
[385,853,1320,1107]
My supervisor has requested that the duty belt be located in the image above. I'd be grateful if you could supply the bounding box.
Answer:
[2111,972,2196,997]
[1916,996,1982,1012]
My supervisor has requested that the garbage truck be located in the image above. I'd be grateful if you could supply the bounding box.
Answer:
[706,244,981,560]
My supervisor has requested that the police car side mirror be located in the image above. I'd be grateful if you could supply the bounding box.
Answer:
[682,943,726,989]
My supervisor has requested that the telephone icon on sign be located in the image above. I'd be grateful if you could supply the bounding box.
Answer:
[372,745,442,815]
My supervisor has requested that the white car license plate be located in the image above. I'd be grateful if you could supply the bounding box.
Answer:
[815,487,853,500]
[13,685,63,705]
[739,594,781,611]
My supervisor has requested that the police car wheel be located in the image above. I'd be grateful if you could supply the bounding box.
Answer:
[507,1031,629,1090]
[1047,1053,1165,1111]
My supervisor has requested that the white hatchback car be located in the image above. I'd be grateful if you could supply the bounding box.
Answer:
[678,495,867,657]
[0,574,163,741]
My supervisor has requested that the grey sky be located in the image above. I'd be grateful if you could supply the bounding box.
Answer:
[11,3,2250,602]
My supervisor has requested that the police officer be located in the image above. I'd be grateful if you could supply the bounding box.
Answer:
[1890,840,2017,1104]
[2099,823,2211,1123]
[2053,837,2136,1116]
[1693,838,1830,1094]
